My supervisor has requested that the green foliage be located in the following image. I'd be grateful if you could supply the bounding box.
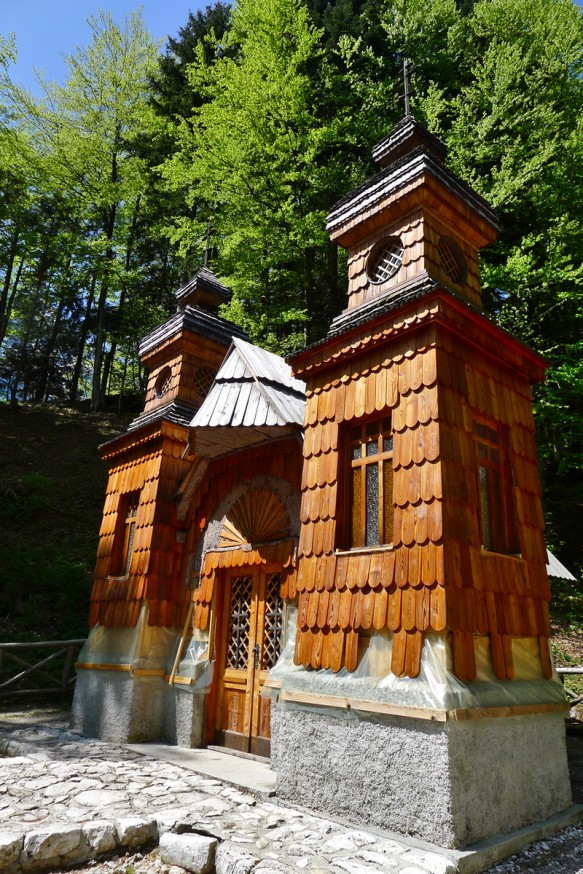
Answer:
[550,642,583,715]
[549,574,583,636]
[0,11,167,409]
[0,403,133,642]
[160,0,352,348]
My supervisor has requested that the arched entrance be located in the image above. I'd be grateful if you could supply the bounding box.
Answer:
[194,486,297,756]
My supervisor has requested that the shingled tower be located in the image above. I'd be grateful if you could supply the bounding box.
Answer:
[275,116,572,848]
[72,269,248,742]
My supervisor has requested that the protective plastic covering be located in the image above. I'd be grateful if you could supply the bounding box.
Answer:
[76,606,178,673]
[172,626,214,693]
[262,603,301,699]
[276,630,567,718]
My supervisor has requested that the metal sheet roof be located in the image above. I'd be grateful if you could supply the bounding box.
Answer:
[190,338,306,458]
[546,549,576,581]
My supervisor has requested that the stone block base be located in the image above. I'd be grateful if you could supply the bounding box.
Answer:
[272,703,572,848]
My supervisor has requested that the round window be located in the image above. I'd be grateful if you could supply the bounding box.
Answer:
[193,366,216,399]
[438,236,467,284]
[367,237,404,285]
[154,366,172,399]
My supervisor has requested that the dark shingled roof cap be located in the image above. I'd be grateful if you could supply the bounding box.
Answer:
[175,267,231,313]
[372,115,447,168]
[139,305,249,360]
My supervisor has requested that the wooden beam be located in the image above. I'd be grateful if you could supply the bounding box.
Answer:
[279,689,569,722]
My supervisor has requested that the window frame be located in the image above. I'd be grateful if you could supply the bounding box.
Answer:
[341,415,394,550]
[473,419,519,555]
[110,491,140,578]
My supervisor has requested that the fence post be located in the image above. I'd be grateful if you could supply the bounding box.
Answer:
[61,644,76,695]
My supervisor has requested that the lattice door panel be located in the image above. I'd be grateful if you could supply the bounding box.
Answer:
[217,567,286,754]
[261,573,284,670]
[225,575,253,669]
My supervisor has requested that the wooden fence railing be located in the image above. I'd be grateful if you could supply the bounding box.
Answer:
[0,640,580,705]
[557,666,583,708]
[0,639,86,699]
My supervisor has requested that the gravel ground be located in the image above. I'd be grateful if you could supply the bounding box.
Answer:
[3,707,583,874]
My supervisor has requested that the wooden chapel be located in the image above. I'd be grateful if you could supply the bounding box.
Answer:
[72,266,306,754]
[72,113,573,850]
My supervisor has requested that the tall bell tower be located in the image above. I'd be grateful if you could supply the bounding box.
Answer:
[273,116,573,849]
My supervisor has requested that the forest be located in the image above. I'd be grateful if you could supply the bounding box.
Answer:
[0,0,582,580]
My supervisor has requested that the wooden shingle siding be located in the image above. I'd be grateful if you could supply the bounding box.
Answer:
[183,436,302,617]
[192,540,297,630]
[345,209,482,312]
[142,333,228,419]
[88,425,191,629]
[291,283,549,682]
[288,116,553,687]
[294,322,445,678]
[435,323,551,681]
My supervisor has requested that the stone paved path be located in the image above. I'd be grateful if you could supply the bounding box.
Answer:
[0,711,459,874]
[0,709,582,874]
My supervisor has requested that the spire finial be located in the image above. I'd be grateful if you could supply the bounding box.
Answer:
[403,59,411,117]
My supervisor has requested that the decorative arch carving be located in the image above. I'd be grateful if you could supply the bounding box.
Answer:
[218,489,290,548]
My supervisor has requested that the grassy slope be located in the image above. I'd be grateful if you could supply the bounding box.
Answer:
[0,401,581,672]
[0,402,132,642]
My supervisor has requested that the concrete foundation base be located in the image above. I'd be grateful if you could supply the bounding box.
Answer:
[272,702,573,849]
[70,670,167,744]
[162,687,207,748]
[71,669,209,747]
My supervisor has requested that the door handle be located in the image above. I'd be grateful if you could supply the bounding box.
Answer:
[252,644,260,670]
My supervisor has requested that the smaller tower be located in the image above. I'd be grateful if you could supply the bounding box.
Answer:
[72,268,248,744]
[133,268,244,432]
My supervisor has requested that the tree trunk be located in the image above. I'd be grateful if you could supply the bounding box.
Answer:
[70,273,96,402]
[0,226,20,347]
[91,200,118,410]
[35,256,73,402]
[34,295,67,402]
[118,353,129,411]
[0,258,24,348]
[8,228,55,402]
[91,275,110,410]
[100,195,140,404]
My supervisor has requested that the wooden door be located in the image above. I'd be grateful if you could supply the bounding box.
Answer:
[216,567,284,757]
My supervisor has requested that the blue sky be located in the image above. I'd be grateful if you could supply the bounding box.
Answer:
[4,1,583,96]
[2,1,208,95]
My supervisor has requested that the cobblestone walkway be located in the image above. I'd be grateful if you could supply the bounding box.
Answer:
[0,710,581,874]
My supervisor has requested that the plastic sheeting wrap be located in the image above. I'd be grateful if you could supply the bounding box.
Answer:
[276,630,567,719]
[173,627,214,693]
[262,604,301,700]
[77,606,177,672]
